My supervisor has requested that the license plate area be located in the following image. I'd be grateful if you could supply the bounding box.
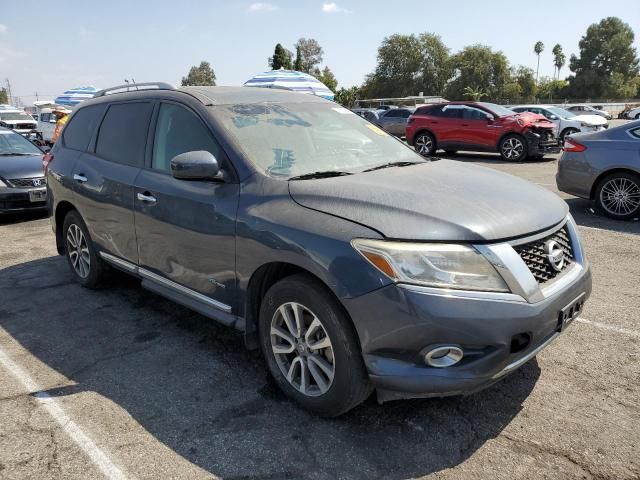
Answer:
[558,293,585,331]
[29,189,47,203]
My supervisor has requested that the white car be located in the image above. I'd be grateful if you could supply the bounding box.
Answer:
[0,107,37,135]
[33,101,60,144]
[510,104,608,142]
[627,106,640,120]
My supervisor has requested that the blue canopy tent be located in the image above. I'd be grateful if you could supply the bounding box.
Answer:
[243,70,334,100]
[54,86,100,106]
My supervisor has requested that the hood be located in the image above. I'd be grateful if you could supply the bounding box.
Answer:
[569,114,607,126]
[511,112,555,129]
[289,160,568,242]
[0,154,45,180]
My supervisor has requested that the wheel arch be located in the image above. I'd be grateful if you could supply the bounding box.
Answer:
[590,168,640,200]
[497,130,525,148]
[411,128,437,147]
[54,201,77,255]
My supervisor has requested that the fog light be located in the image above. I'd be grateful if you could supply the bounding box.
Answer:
[424,346,464,368]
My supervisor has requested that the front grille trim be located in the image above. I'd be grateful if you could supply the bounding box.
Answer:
[6,177,47,188]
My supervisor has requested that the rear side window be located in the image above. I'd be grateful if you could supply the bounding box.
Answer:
[95,103,153,167]
[152,103,225,173]
[384,110,401,118]
[630,128,640,139]
[62,105,106,151]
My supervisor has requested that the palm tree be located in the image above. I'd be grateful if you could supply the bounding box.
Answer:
[552,44,563,79]
[534,41,544,84]
[553,47,566,81]
[463,86,487,101]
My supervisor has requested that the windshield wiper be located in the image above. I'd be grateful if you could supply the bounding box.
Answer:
[0,153,38,156]
[288,170,353,181]
[362,161,424,172]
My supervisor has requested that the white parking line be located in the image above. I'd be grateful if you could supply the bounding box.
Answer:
[577,317,640,337]
[0,346,128,480]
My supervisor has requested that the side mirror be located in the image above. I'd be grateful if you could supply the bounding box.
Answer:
[170,150,221,181]
[49,119,57,124]
[485,114,494,122]
[549,115,558,120]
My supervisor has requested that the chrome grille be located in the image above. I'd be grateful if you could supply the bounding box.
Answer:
[513,226,574,284]
[6,177,47,188]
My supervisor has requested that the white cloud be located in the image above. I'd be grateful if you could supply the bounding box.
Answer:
[0,24,8,33]
[247,2,278,12]
[322,2,351,13]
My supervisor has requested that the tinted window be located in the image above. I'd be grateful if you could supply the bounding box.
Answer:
[399,110,412,118]
[462,107,489,120]
[441,106,462,119]
[384,110,401,118]
[95,103,153,167]
[630,128,640,139]
[62,105,106,151]
[152,103,225,173]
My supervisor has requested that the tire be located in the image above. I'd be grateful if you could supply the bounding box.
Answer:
[414,132,436,157]
[259,274,372,417]
[595,172,640,220]
[635,113,640,120]
[444,150,457,156]
[560,128,579,143]
[499,134,527,162]
[62,210,108,288]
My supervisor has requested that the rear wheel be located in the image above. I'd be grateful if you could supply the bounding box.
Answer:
[62,210,108,288]
[499,134,527,161]
[595,172,640,220]
[259,274,372,417]
[414,132,435,157]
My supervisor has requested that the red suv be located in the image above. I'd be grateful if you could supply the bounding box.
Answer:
[406,102,560,161]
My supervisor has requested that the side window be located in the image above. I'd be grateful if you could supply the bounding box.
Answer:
[62,105,107,152]
[441,106,462,119]
[400,110,411,118]
[152,103,225,173]
[630,128,640,139]
[462,107,489,120]
[95,103,153,167]
[384,110,401,118]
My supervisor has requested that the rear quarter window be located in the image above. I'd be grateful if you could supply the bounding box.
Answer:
[62,105,106,151]
[630,128,640,139]
[95,102,153,167]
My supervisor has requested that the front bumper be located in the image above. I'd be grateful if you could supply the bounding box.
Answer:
[0,188,47,213]
[343,218,592,402]
[525,130,561,156]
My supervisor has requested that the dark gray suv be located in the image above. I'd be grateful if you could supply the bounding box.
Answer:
[47,83,592,416]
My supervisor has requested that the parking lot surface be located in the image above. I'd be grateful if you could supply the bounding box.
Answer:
[1,137,639,479]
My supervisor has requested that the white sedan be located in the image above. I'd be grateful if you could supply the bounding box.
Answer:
[627,106,640,120]
[510,105,608,142]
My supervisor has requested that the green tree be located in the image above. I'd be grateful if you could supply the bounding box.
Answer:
[463,86,488,101]
[293,46,303,71]
[294,38,324,73]
[362,33,452,98]
[552,44,565,80]
[334,86,361,107]
[313,66,338,92]
[445,44,510,101]
[537,77,568,102]
[567,17,639,98]
[0,88,7,104]
[534,41,544,84]
[181,61,216,86]
[514,66,537,102]
[269,43,293,70]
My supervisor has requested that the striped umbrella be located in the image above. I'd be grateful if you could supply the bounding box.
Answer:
[244,70,334,100]
[54,86,100,106]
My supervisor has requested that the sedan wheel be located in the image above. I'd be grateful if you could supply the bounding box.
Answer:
[66,223,91,278]
[597,174,640,219]
[415,133,435,156]
[500,135,526,161]
[271,302,335,396]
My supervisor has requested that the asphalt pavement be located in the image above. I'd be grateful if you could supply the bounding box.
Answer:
[0,132,639,479]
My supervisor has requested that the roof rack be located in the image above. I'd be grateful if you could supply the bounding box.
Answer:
[93,82,175,98]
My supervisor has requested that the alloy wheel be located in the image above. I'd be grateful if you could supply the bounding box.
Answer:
[270,302,335,397]
[502,137,524,160]
[599,177,640,217]
[415,135,433,155]
[66,224,91,278]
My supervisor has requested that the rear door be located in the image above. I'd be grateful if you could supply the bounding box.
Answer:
[133,101,239,310]
[71,101,153,263]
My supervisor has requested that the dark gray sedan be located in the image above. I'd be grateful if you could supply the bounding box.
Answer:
[557,120,640,219]
[0,127,47,213]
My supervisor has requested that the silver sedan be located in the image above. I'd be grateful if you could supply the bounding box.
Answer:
[556,120,640,219]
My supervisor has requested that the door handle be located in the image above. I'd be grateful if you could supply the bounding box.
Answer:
[73,174,87,183]
[461,124,469,127]
[430,121,439,124]
[137,192,157,203]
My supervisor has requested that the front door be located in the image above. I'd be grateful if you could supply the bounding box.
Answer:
[133,102,239,310]
[458,106,500,149]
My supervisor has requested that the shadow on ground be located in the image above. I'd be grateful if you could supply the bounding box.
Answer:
[0,210,48,226]
[0,257,540,480]
[565,197,640,236]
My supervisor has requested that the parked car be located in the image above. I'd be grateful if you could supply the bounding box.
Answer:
[377,107,415,136]
[33,101,61,145]
[0,127,47,213]
[47,83,591,416]
[0,107,38,136]
[566,105,612,120]
[510,105,608,142]
[557,120,640,220]
[351,108,382,124]
[407,102,560,161]
[626,106,640,120]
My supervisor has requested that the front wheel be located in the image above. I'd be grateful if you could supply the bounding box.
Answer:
[414,132,435,157]
[259,274,372,417]
[499,134,527,161]
[595,172,640,220]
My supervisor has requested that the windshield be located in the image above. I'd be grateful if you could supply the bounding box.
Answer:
[546,107,576,119]
[210,102,421,178]
[478,103,515,117]
[0,112,34,122]
[0,131,42,155]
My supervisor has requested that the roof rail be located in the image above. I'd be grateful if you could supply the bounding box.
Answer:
[93,82,176,98]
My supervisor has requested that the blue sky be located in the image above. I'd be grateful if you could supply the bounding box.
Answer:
[2,0,639,104]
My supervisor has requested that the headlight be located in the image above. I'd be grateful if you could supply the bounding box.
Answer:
[580,122,594,128]
[352,239,509,292]
[0,178,6,187]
